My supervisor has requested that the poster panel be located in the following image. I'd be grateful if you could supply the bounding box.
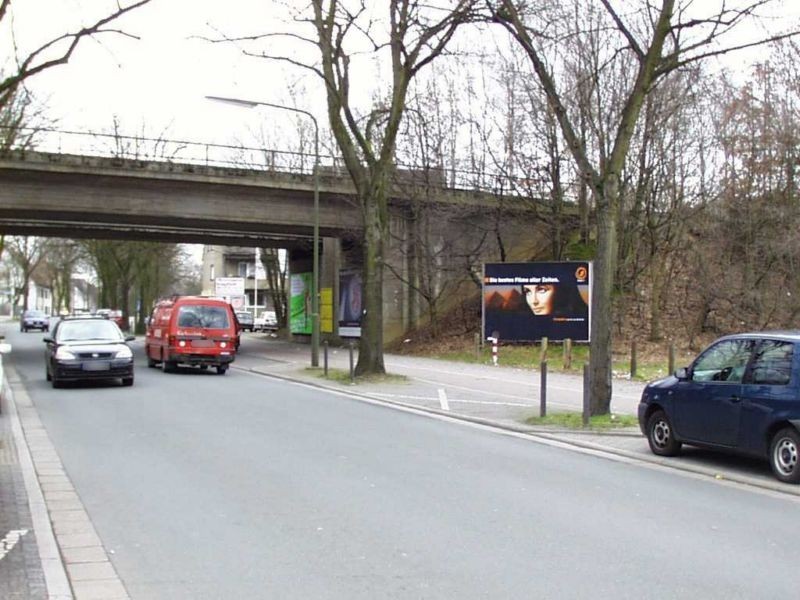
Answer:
[482,261,591,342]
[290,272,313,335]
[215,277,245,297]
[338,270,362,338]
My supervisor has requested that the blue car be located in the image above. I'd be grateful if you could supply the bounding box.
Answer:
[638,332,800,483]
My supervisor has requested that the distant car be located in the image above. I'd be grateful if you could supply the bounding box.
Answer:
[235,310,254,332]
[44,316,135,388]
[21,309,49,332]
[95,308,127,331]
[254,310,278,332]
[639,331,800,483]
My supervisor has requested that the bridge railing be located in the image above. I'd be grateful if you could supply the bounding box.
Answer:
[0,126,564,197]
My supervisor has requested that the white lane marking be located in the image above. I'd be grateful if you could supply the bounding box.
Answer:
[371,392,535,408]
[0,529,29,561]
[437,389,450,411]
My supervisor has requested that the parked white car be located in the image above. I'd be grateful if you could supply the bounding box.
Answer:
[254,310,278,332]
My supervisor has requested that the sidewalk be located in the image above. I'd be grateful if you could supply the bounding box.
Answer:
[1,376,48,599]
[2,336,798,598]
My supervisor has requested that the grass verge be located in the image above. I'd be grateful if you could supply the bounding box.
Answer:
[524,411,639,429]
[305,367,409,385]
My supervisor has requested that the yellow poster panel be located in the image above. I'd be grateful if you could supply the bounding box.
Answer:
[320,287,333,333]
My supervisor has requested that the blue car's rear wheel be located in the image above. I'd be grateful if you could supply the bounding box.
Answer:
[770,428,800,484]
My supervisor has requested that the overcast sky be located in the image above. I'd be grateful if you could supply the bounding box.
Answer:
[13,0,322,146]
[10,1,800,147]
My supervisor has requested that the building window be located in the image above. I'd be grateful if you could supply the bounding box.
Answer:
[210,264,215,281]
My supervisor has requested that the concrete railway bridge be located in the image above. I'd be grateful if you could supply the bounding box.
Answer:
[0,132,547,341]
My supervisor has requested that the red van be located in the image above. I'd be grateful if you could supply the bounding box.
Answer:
[145,296,237,375]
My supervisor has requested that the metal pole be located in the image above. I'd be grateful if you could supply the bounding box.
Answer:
[539,360,547,418]
[323,340,328,377]
[349,340,355,384]
[311,121,320,367]
[204,96,320,366]
[582,363,590,427]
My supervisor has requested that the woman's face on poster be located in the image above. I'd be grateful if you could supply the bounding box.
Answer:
[524,284,555,315]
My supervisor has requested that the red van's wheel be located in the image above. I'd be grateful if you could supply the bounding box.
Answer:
[145,345,157,368]
[216,365,228,375]
[161,353,175,373]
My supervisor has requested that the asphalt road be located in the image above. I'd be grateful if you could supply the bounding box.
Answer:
[5,328,800,599]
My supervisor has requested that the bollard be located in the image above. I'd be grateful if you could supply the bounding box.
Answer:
[564,338,572,370]
[539,360,547,418]
[487,334,499,366]
[630,340,637,379]
[349,340,355,384]
[668,343,675,375]
[323,340,329,377]
[540,337,549,364]
[582,363,590,427]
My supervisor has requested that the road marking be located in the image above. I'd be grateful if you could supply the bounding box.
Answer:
[0,529,28,561]
[370,392,534,408]
[437,389,450,411]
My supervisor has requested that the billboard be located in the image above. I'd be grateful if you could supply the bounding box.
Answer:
[483,261,591,342]
[290,272,312,334]
[338,270,362,338]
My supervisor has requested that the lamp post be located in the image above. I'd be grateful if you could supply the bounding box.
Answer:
[206,95,320,367]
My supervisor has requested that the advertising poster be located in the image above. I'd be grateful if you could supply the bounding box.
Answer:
[483,262,591,342]
[320,288,334,334]
[338,270,363,338]
[289,272,313,335]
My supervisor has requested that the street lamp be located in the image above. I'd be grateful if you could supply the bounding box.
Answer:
[206,95,321,367]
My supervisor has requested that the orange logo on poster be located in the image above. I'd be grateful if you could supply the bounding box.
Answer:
[575,266,588,282]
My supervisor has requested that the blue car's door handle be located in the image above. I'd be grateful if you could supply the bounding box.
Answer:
[729,395,742,404]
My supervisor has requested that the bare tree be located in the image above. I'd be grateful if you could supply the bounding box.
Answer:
[226,1,475,374]
[6,235,48,311]
[260,248,288,328]
[0,0,153,112]
[488,0,799,415]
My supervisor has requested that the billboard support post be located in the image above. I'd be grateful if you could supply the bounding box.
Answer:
[539,361,547,418]
[582,363,590,426]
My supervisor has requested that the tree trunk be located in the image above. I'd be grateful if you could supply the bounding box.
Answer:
[356,195,386,375]
[589,178,619,415]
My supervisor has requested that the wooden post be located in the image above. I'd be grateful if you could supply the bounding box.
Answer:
[668,343,675,375]
[323,340,329,377]
[540,337,549,364]
[630,340,638,379]
[475,332,481,361]
[564,338,572,370]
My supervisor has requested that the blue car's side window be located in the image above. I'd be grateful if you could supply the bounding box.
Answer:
[748,341,794,386]
[692,339,754,383]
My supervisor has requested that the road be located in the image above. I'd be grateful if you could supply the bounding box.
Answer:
[4,327,800,599]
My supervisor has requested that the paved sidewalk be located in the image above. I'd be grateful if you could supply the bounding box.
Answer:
[1,381,48,599]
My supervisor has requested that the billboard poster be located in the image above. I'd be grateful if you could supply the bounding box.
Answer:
[338,270,363,338]
[482,261,591,342]
[290,272,313,335]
